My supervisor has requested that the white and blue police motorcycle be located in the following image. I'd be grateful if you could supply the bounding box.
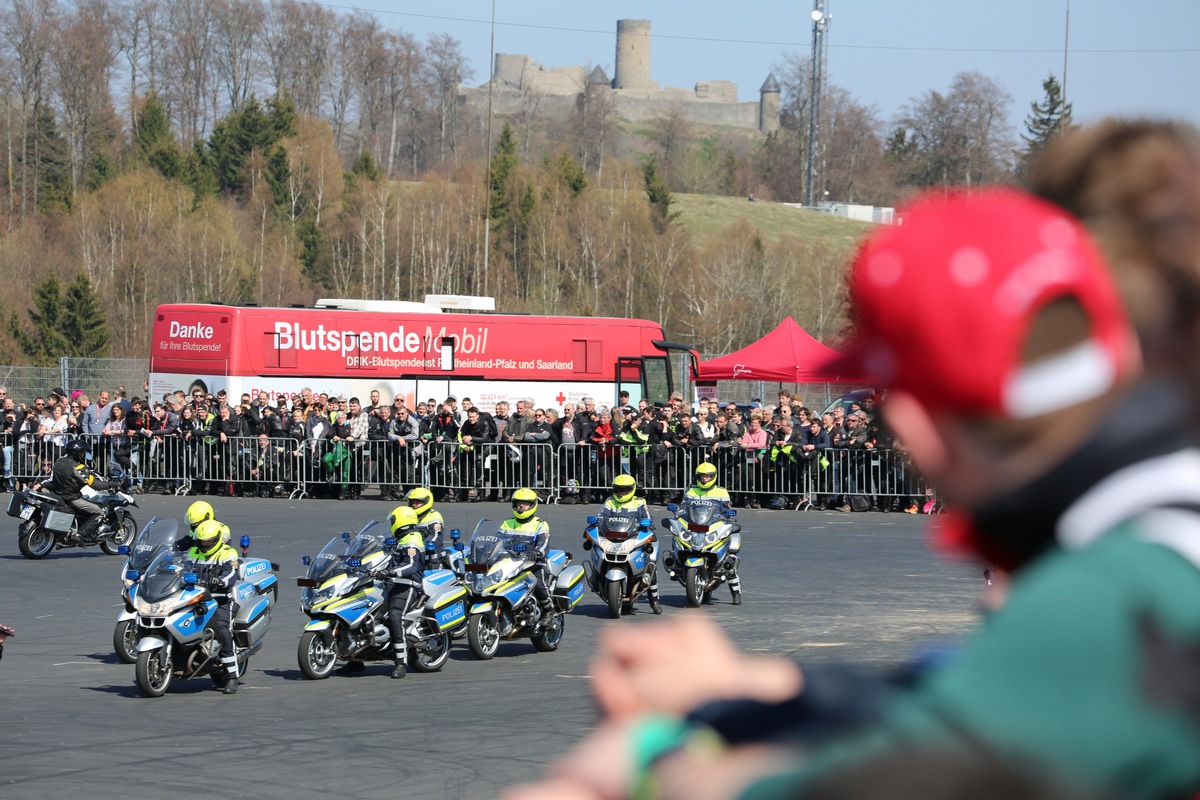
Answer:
[582,510,658,618]
[662,498,741,607]
[460,520,586,660]
[296,522,468,679]
[130,518,278,697]
[113,518,179,663]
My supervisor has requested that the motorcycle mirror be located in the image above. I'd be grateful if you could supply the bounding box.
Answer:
[586,515,598,525]
[183,572,198,587]
[660,520,671,530]
[124,569,140,581]
[582,539,591,551]
[666,504,679,513]
[450,528,461,540]
[341,532,351,542]
[117,545,130,555]
[302,556,311,566]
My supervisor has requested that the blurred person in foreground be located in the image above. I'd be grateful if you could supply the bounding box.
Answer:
[502,187,1200,800]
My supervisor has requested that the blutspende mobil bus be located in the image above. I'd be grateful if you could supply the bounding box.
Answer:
[149,299,697,413]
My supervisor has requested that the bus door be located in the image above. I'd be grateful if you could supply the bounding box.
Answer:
[617,356,672,407]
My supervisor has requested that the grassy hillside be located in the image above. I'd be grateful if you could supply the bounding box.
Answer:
[673,193,871,250]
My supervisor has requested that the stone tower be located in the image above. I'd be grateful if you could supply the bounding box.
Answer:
[759,73,781,134]
[613,19,652,91]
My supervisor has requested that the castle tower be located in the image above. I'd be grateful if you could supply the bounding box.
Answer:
[613,19,652,91]
[759,73,781,134]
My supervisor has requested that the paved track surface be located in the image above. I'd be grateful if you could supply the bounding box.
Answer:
[0,496,980,799]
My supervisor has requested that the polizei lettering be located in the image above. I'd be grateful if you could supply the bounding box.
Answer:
[273,322,490,357]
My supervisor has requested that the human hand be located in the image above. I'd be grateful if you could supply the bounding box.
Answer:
[591,613,802,722]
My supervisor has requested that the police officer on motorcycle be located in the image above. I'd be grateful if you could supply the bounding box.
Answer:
[501,488,556,628]
[600,474,662,614]
[686,461,742,605]
[385,506,425,679]
[49,438,120,542]
[186,519,241,693]
[405,487,444,553]
[180,500,230,550]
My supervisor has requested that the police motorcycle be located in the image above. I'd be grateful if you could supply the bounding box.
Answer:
[130,519,278,697]
[8,481,138,560]
[296,521,468,679]
[113,518,180,663]
[661,497,742,607]
[582,511,658,618]
[461,520,585,660]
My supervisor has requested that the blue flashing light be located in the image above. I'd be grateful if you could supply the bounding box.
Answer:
[450,528,461,540]
[183,572,198,586]
[125,569,140,581]
[302,556,311,566]
[240,535,251,549]
[586,516,598,525]
[341,532,351,541]
[117,545,130,555]
[667,504,679,513]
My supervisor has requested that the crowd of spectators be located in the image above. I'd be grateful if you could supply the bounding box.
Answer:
[0,383,929,511]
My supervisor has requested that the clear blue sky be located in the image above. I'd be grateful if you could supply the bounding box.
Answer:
[350,0,1200,130]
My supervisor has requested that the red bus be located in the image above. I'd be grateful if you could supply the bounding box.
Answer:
[149,300,697,413]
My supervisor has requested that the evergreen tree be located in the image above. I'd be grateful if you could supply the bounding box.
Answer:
[63,273,109,357]
[8,275,71,365]
[546,150,587,196]
[30,107,72,215]
[135,94,183,180]
[1020,74,1073,173]
[643,158,677,232]
[206,96,297,199]
[489,122,518,229]
[346,150,380,190]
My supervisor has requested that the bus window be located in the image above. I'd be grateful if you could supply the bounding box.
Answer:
[642,357,671,407]
[617,357,643,406]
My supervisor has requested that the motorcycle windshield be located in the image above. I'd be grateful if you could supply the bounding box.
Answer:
[307,521,385,583]
[598,512,639,541]
[129,518,180,571]
[469,531,519,566]
[138,548,190,604]
[683,499,723,527]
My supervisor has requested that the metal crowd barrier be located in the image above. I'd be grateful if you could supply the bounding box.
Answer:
[0,434,934,511]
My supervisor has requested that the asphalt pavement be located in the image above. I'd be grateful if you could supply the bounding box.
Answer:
[0,495,981,800]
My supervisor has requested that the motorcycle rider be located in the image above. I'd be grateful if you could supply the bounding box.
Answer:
[182,500,230,549]
[385,506,426,679]
[48,438,120,542]
[502,487,557,628]
[599,474,662,614]
[685,461,741,605]
[406,486,445,554]
[186,519,240,694]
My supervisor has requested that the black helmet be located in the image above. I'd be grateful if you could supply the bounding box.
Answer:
[64,439,91,463]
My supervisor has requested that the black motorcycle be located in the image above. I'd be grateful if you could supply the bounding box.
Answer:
[8,486,138,560]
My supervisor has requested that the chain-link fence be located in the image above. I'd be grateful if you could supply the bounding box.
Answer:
[0,358,146,405]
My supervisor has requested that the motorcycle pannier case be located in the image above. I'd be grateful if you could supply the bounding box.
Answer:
[425,585,468,632]
[6,493,23,517]
[552,564,586,610]
[233,596,271,647]
[43,509,75,533]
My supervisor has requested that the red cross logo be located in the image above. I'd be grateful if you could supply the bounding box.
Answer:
[555,392,567,405]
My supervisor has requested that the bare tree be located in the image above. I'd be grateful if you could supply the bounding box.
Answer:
[115,0,165,132]
[424,33,471,168]
[896,70,1014,190]
[161,0,216,145]
[260,0,332,116]
[211,0,263,113]
[52,0,119,194]
[0,0,56,221]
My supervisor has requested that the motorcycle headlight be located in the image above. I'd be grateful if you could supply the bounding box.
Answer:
[134,596,176,616]
[706,532,718,545]
[488,570,504,587]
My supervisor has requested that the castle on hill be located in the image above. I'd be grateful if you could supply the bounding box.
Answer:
[462,19,781,135]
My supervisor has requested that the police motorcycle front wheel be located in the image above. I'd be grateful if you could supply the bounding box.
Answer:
[298,630,337,680]
[684,567,710,608]
[409,632,451,673]
[467,613,501,660]
[606,579,625,619]
[17,521,53,560]
[113,619,138,664]
[135,646,173,697]
[99,513,138,556]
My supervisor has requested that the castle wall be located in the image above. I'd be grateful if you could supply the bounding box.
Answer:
[615,95,761,129]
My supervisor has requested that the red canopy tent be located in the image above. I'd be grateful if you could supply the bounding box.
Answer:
[697,317,859,383]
